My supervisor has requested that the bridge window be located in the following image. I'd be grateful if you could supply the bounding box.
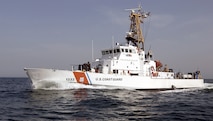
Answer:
[109,50,112,54]
[114,49,116,53]
[121,48,124,52]
[117,49,120,53]
[102,51,105,55]
[106,50,109,54]
[113,70,118,74]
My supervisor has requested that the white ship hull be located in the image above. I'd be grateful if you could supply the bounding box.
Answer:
[24,68,204,90]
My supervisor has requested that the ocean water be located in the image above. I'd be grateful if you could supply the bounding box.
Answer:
[0,78,213,121]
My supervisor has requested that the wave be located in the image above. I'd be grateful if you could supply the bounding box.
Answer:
[32,80,213,91]
[160,83,213,93]
[204,83,213,89]
[32,80,108,90]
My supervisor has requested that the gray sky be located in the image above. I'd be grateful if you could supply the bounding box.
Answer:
[0,0,212,78]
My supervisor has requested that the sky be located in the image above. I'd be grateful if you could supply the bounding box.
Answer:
[0,0,213,78]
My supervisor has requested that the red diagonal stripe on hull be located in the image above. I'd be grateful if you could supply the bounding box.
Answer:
[73,72,89,85]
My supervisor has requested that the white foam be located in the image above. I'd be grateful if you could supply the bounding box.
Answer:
[160,83,213,93]
[204,83,213,89]
[160,88,199,93]
[32,80,108,90]
[33,80,213,91]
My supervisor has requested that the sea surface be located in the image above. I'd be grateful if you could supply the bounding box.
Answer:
[0,78,213,121]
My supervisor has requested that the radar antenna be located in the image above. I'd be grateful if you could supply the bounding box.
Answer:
[125,4,150,50]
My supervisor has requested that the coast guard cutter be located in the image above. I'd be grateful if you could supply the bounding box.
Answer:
[24,5,204,89]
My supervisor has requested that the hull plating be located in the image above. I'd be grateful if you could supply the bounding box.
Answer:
[24,68,204,89]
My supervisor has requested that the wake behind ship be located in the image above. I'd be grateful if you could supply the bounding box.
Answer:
[24,4,204,89]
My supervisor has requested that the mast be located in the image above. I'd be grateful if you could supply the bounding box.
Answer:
[92,40,94,61]
[125,5,150,50]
